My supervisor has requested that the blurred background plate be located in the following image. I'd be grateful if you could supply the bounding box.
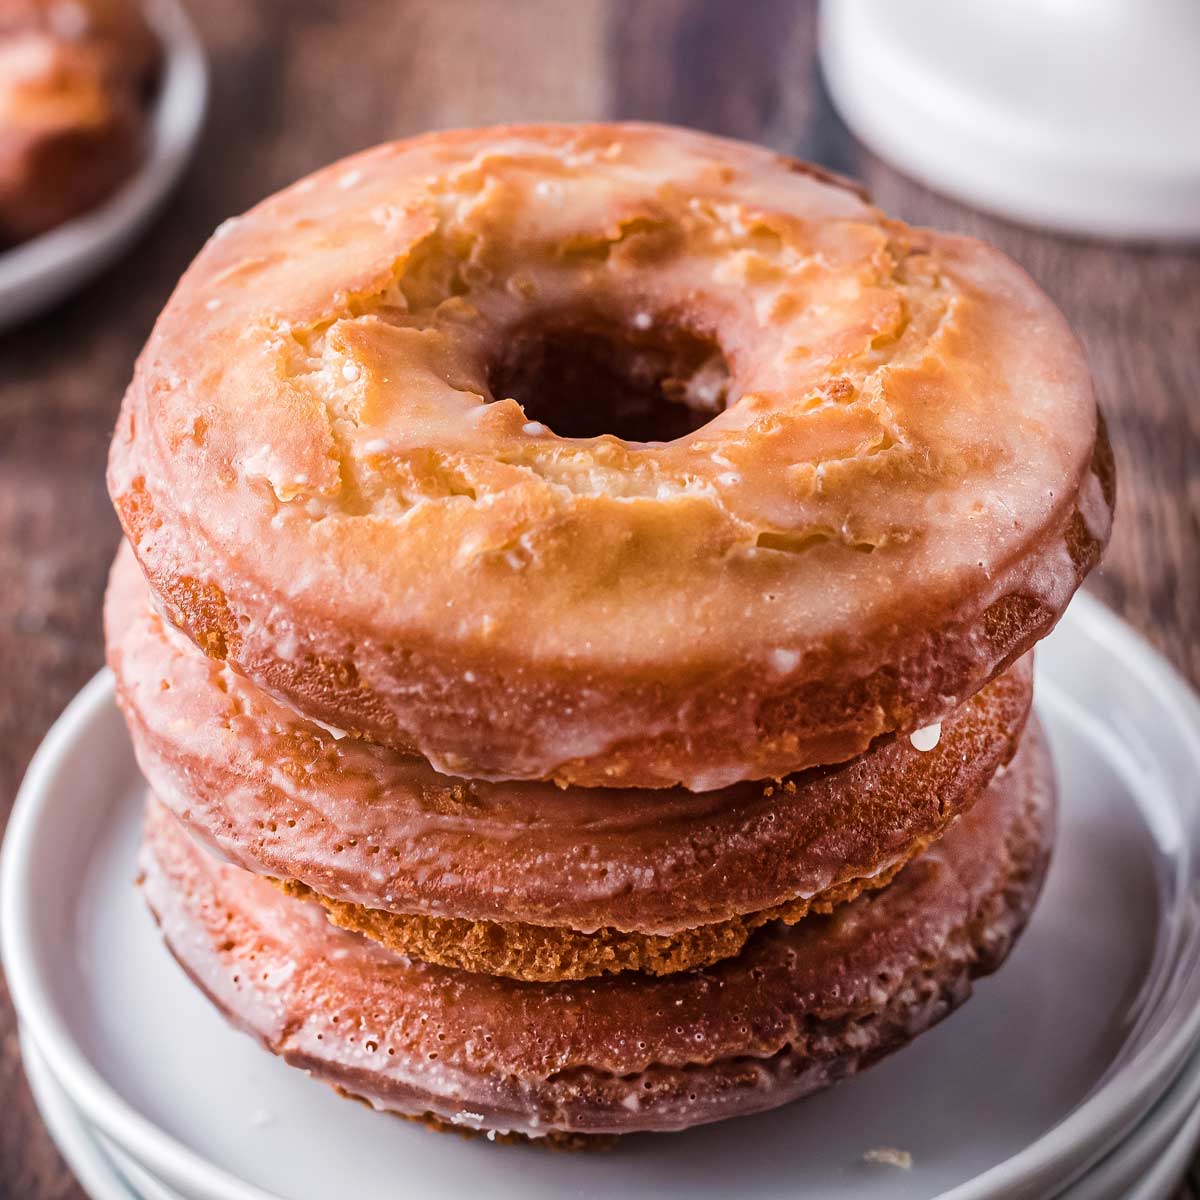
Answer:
[819,0,1200,241]
[4,594,1200,1200]
[0,0,208,332]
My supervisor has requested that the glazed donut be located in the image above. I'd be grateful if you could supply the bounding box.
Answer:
[109,123,1110,789]
[107,540,1032,979]
[138,721,1055,1139]
[0,0,161,78]
[0,0,161,246]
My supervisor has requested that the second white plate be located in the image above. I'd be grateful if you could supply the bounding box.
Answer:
[20,1023,1200,1200]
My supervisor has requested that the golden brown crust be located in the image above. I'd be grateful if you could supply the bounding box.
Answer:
[0,0,161,246]
[106,542,1033,940]
[137,724,1055,1139]
[275,852,919,982]
[109,122,1112,789]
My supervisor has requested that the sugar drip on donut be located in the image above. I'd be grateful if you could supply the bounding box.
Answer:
[909,723,941,752]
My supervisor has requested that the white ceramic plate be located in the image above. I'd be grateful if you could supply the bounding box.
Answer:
[0,0,208,331]
[5,594,1200,1200]
[24,1028,186,1200]
[20,1024,1200,1200]
[1063,1035,1200,1200]
[20,1030,138,1200]
[819,0,1200,241]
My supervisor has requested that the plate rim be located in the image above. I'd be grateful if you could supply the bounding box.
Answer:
[4,593,1200,1200]
[947,593,1200,1200]
[23,1017,1200,1200]
[20,1027,140,1200]
[20,1023,1200,1200]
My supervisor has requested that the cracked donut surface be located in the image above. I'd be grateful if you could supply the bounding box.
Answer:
[109,122,1112,789]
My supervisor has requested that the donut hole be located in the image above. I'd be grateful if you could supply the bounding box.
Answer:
[487,311,732,443]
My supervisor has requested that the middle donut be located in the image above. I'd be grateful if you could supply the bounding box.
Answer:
[107,542,1032,981]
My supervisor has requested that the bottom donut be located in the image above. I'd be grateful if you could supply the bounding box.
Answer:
[138,723,1055,1141]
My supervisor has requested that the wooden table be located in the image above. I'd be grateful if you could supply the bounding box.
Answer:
[1,2,1196,1195]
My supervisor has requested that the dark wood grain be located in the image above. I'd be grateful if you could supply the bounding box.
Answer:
[0,2,1196,1196]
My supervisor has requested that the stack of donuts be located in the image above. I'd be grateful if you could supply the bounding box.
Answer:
[105,124,1113,1142]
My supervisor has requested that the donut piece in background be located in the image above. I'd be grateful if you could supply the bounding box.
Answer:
[108,122,1113,789]
[138,721,1056,1140]
[0,0,162,246]
[106,539,1033,980]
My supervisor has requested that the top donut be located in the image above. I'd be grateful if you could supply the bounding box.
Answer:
[108,122,1113,790]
